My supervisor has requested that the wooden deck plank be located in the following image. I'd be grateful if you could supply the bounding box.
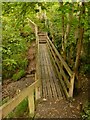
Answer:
[40,44,54,99]
[47,43,63,99]
[43,45,52,99]
[39,44,48,99]
[39,40,63,100]
[43,45,53,99]
[47,44,69,99]
[42,45,48,99]
[44,45,58,100]
[41,45,48,99]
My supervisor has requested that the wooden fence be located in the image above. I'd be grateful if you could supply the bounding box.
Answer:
[0,79,41,119]
[46,36,74,99]
[0,19,41,119]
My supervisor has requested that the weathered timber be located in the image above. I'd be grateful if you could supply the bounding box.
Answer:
[39,44,48,99]
[28,90,35,117]
[35,74,41,100]
[48,46,69,99]
[46,44,62,99]
[47,36,73,77]
[39,43,62,99]
[1,80,40,118]
[47,40,70,89]
[44,45,54,99]
[46,39,70,99]
[45,48,58,99]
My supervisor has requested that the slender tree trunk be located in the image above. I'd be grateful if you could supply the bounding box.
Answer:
[60,2,65,58]
[69,2,85,97]
[49,22,54,43]
[64,11,73,45]
[64,6,73,62]
[74,2,85,89]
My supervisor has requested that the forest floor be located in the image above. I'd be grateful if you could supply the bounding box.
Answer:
[2,41,36,100]
[2,41,89,118]
[35,74,88,119]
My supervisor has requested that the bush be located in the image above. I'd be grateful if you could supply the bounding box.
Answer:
[2,59,17,79]
[81,102,90,120]
[2,15,35,80]
[12,69,26,81]
[8,98,28,118]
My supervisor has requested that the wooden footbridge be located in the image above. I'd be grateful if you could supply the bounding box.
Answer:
[0,19,75,119]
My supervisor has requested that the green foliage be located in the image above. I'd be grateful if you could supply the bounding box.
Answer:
[45,2,89,74]
[2,3,36,80]
[12,69,26,81]
[54,36,62,52]
[81,102,90,120]
[3,59,17,78]
[7,98,28,118]
[0,97,9,106]
[2,2,89,79]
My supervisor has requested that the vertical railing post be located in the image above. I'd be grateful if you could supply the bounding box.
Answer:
[35,86,41,100]
[69,73,75,98]
[0,107,2,119]
[35,74,40,100]
[28,90,34,118]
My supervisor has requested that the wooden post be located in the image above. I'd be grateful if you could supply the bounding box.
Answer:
[35,86,41,100]
[69,73,75,98]
[0,108,2,120]
[28,90,34,118]
[35,74,41,100]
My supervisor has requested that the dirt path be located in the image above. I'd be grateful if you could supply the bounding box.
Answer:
[35,74,88,119]
[2,41,36,100]
[35,99,80,118]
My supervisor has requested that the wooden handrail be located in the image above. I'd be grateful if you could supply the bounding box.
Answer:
[27,18,41,82]
[47,39,70,88]
[46,36,74,98]
[0,80,41,118]
[27,18,39,45]
[47,36,73,77]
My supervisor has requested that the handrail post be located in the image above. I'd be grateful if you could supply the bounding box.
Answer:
[35,74,40,100]
[69,73,75,98]
[35,87,41,100]
[0,108,2,119]
[28,90,34,118]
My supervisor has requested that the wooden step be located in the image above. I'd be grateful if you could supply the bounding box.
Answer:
[38,32,47,36]
[39,41,47,43]
[38,34,46,36]
[39,36,47,40]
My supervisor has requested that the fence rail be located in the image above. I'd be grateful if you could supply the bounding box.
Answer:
[0,80,41,118]
[46,36,74,99]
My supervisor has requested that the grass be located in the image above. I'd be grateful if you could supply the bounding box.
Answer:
[7,98,28,118]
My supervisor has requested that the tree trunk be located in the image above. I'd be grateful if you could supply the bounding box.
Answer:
[69,2,85,97]
[60,2,65,58]
[64,5,73,62]
[74,2,85,89]
[64,11,73,45]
